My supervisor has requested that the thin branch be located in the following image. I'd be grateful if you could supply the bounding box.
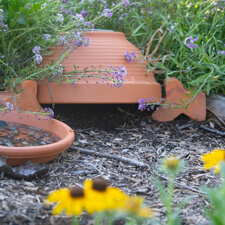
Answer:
[200,125,225,136]
[69,146,147,168]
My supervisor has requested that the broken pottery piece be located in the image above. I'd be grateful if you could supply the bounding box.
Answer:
[0,80,43,112]
[152,77,206,121]
[0,156,49,180]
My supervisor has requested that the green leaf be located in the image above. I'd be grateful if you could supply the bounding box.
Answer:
[131,23,145,36]
[52,79,63,84]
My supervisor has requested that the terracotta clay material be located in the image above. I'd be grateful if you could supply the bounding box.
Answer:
[0,80,43,112]
[37,31,161,104]
[152,77,206,121]
[0,111,75,166]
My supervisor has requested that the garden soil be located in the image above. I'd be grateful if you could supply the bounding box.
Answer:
[0,104,225,225]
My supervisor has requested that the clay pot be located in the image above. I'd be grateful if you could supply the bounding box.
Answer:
[0,111,75,166]
[37,30,161,104]
[0,80,43,112]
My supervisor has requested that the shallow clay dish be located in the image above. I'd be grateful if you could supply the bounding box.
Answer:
[0,111,75,166]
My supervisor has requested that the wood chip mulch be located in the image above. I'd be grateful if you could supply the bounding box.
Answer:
[0,104,224,225]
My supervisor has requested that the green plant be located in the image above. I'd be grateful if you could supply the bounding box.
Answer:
[0,0,128,117]
[75,0,225,111]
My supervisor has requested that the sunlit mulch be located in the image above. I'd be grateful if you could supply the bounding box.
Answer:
[0,104,224,225]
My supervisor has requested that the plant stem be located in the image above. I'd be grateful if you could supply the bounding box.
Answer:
[167,173,175,225]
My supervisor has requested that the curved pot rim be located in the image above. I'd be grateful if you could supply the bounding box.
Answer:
[0,111,75,158]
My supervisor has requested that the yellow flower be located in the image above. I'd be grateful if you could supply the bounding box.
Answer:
[45,186,86,215]
[201,149,225,173]
[84,177,127,214]
[119,196,153,218]
[164,156,180,172]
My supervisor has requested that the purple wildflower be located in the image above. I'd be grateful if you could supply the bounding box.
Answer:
[138,98,146,111]
[32,46,41,54]
[0,9,8,32]
[149,7,154,17]
[56,13,64,22]
[4,102,14,113]
[34,54,42,64]
[119,13,128,20]
[44,107,54,119]
[81,9,88,18]
[124,51,137,63]
[184,36,198,49]
[119,0,130,7]
[42,34,51,40]
[102,8,113,18]
[218,51,225,55]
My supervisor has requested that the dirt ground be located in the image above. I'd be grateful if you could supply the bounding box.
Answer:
[0,104,225,225]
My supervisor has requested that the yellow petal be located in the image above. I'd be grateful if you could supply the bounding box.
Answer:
[201,149,225,170]
[137,207,154,218]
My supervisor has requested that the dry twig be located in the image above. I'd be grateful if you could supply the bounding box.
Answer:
[69,146,147,168]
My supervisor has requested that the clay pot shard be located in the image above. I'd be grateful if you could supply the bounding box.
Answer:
[152,77,206,121]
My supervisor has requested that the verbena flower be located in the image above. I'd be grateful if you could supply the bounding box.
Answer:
[44,107,54,119]
[201,149,225,173]
[0,9,9,32]
[42,34,51,41]
[184,36,198,49]
[102,8,113,18]
[4,102,14,112]
[32,46,41,54]
[124,51,137,63]
[56,13,64,22]
[34,54,43,65]
[218,50,225,55]
[81,9,88,18]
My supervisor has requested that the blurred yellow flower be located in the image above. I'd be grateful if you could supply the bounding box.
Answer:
[84,177,127,214]
[164,156,180,172]
[45,186,86,215]
[119,196,153,218]
[201,149,225,173]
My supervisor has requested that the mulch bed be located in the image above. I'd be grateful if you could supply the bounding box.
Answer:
[0,104,225,225]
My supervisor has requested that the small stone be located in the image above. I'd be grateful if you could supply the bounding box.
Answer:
[0,120,7,127]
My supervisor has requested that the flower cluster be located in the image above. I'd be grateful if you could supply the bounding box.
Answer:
[218,50,225,55]
[124,51,137,63]
[167,22,178,33]
[184,36,199,49]
[138,97,163,111]
[32,46,43,65]
[0,102,14,113]
[0,9,8,32]
[45,176,153,218]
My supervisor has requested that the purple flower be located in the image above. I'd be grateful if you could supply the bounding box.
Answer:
[119,0,130,7]
[0,9,4,23]
[34,54,43,64]
[138,98,146,111]
[119,13,128,20]
[102,8,113,18]
[218,50,225,55]
[124,51,137,63]
[184,36,198,49]
[56,13,64,22]
[81,9,88,18]
[42,34,51,40]
[0,9,9,32]
[32,46,41,54]
[44,107,54,119]
[4,102,14,113]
